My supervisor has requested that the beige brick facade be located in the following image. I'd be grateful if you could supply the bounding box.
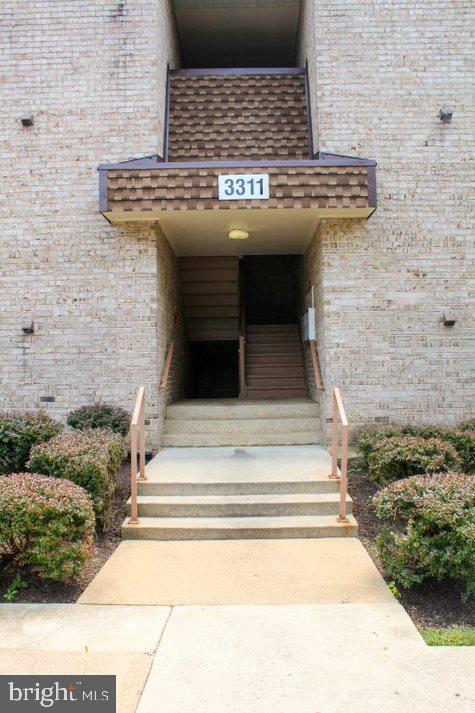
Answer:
[299,0,474,438]
[1,1,473,446]
[1,2,182,448]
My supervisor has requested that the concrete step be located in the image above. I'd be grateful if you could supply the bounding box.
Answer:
[121,514,358,540]
[127,492,352,518]
[164,417,320,435]
[166,399,319,420]
[161,431,321,447]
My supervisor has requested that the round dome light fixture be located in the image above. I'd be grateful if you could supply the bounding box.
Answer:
[228,228,249,240]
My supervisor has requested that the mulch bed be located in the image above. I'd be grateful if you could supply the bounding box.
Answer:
[349,457,475,630]
[0,462,131,604]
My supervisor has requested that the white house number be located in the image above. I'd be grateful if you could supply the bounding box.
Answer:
[218,174,270,201]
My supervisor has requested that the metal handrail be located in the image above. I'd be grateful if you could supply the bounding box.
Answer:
[159,342,175,390]
[238,280,247,398]
[309,339,324,390]
[129,386,146,524]
[329,387,349,522]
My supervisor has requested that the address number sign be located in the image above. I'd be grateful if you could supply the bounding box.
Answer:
[218,174,269,201]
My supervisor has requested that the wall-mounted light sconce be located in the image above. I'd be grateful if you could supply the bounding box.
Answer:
[439,107,453,124]
[442,312,456,327]
[20,116,34,127]
[228,228,249,240]
[21,320,35,334]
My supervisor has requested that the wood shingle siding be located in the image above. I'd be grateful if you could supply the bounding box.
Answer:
[167,73,310,161]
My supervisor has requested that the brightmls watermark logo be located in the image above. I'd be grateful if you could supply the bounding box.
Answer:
[0,676,115,712]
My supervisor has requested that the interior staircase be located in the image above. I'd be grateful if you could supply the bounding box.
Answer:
[245,324,307,399]
[162,398,321,447]
[122,445,357,541]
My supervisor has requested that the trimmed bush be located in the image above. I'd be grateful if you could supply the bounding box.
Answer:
[443,430,475,474]
[28,429,126,526]
[373,473,475,599]
[367,435,461,485]
[0,473,95,581]
[67,402,130,437]
[355,424,402,464]
[0,411,62,474]
[459,420,475,433]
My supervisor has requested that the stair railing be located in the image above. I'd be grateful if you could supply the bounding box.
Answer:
[159,342,175,390]
[129,386,147,525]
[309,339,324,390]
[328,387,349,522]
[239,281,247,398]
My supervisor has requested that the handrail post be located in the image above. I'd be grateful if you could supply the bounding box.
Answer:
[239,335,247,398]
[338,421,349,521]
[329,389,339,479]
[129,422,139,524]
[139,393,146,481]
[328,387,349,523]
[128,386,146,525]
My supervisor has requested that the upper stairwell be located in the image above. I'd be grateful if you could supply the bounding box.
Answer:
[246,324,307,399]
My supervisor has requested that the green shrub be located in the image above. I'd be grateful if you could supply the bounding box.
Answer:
[458,420,475,433]
[373,473,475,599]
[357,423,474,476]
[0,473,95,581]
[367,435,461,485]
[67,402,130,437]
[355,424,402,465]
[0,411,62,474]
[28,429,126,526]
[442,430,475,474]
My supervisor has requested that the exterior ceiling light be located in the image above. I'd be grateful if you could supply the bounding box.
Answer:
[228,228,249,240]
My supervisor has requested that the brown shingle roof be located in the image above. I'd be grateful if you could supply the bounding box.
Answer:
[167,72,310,161]
[105,165,372,213]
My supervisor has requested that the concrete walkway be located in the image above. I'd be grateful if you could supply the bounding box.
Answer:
[1,602,473,713]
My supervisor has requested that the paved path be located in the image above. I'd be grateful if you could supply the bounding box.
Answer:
[1,602,473,713]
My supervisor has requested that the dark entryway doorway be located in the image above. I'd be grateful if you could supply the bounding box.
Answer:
[241,255,301,325]
[189,341,239,398]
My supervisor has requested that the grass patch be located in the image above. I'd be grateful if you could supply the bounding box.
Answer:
[421,627,475,646]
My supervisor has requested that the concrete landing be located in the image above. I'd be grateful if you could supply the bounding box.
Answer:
[79,538,393,606]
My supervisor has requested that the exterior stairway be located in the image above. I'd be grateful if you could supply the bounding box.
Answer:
[162,398,321,447]
[246,324,307,398]
[122,445,357,541]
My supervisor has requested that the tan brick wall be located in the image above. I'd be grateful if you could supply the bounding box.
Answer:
[0,2,181,449]
[300,1,474,440]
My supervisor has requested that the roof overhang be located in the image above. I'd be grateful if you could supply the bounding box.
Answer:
[99,154,377,219]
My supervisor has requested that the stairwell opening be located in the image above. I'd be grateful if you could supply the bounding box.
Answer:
[241,255,301,326]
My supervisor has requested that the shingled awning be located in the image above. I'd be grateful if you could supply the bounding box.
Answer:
[99,69,376,224]
[99,155,376,221]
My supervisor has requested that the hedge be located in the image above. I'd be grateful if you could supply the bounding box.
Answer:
[373,472,475,599]
[0,473,95,581]
[356,422,474,474]
[28,429,126,526]
[0,411,62,474]
[367,435,461,485]
[67,403,130,437]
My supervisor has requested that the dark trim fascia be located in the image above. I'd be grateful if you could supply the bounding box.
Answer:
[98,157,377,171]
[304,60,314,159]
[98,170,108,212]
[171,67,306,77]
[163,63,171,161]
[367,165,377,208]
